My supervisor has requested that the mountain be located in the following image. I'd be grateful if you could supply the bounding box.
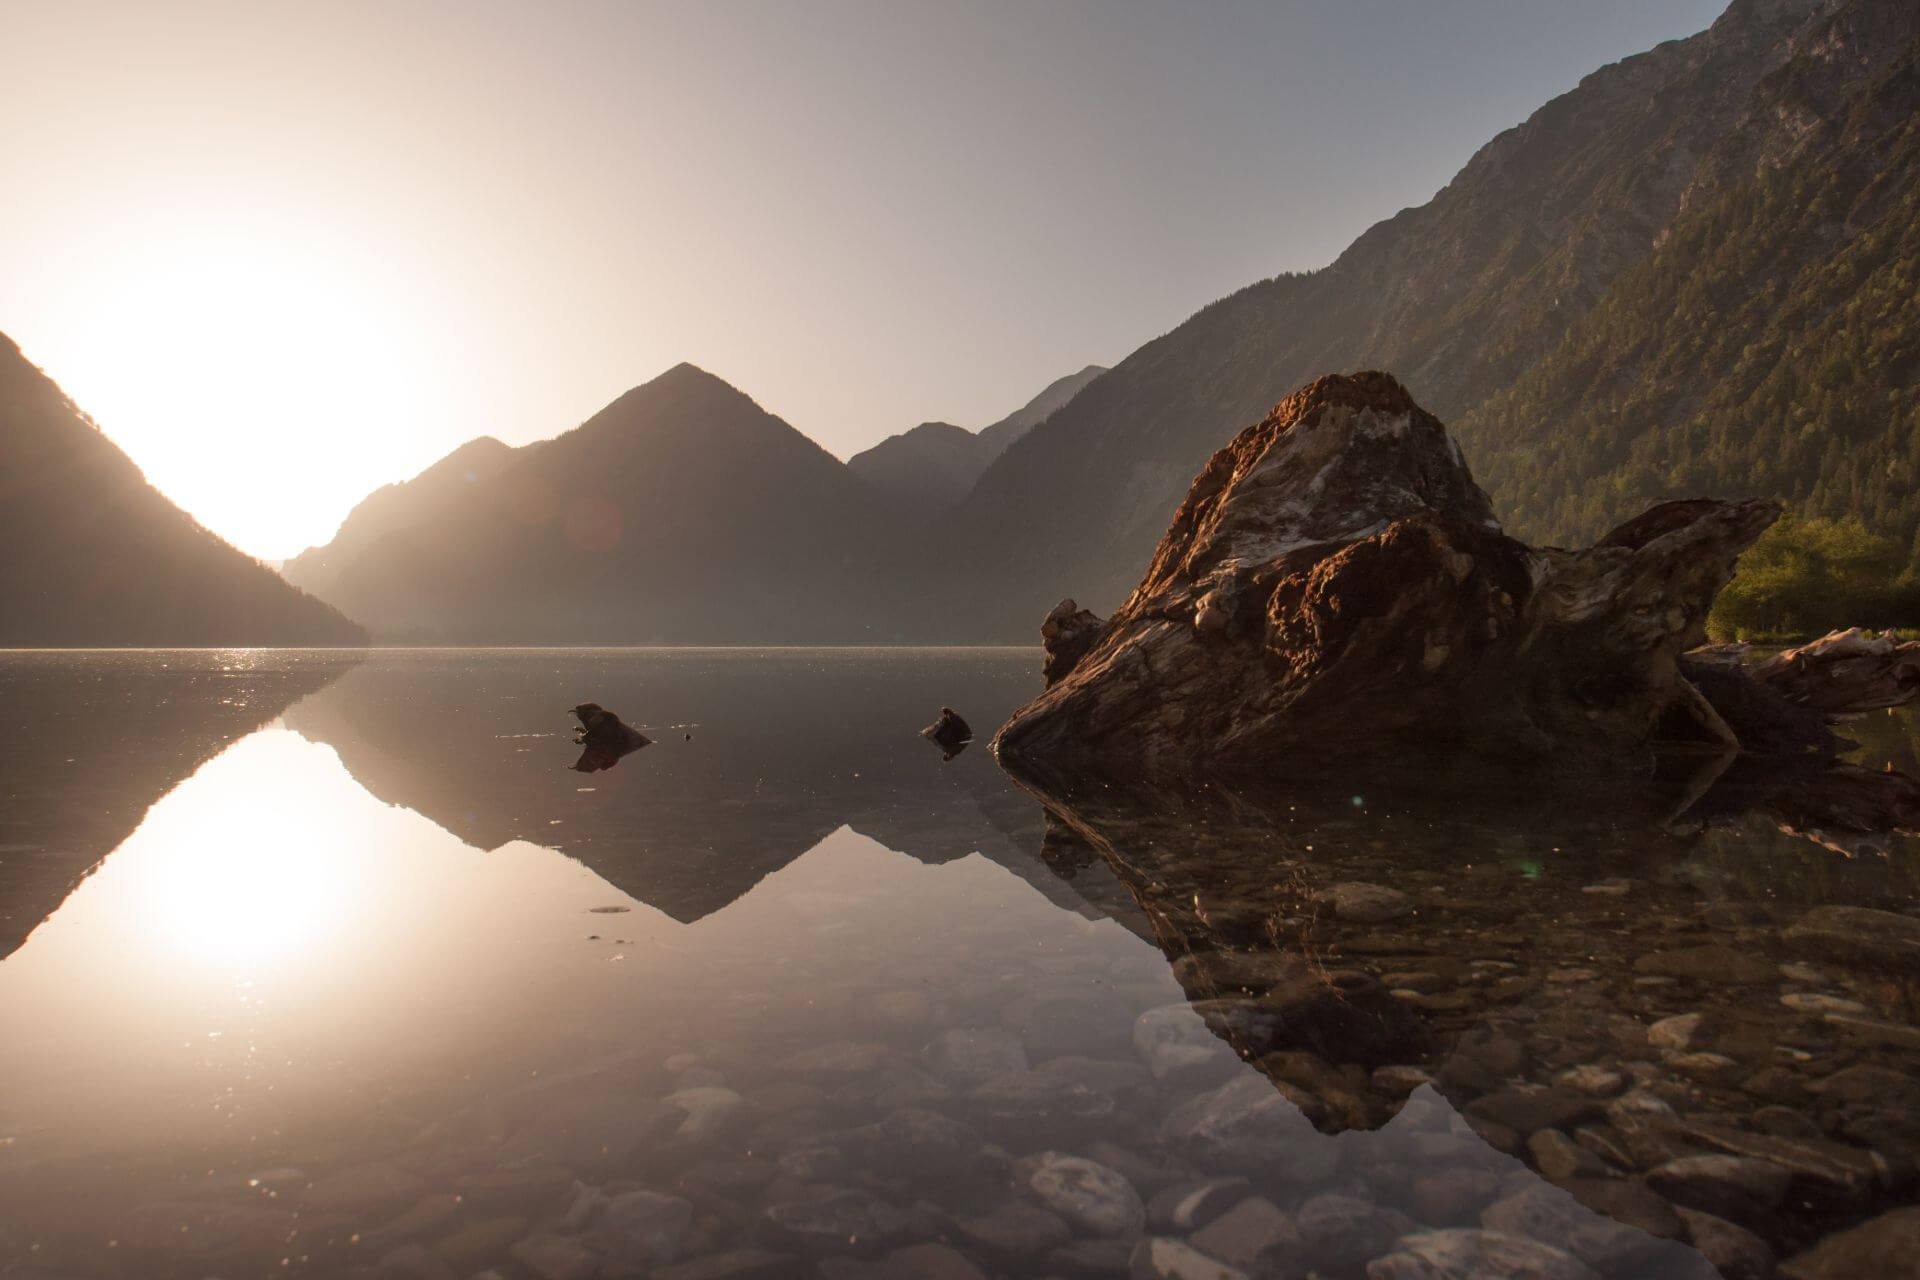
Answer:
[282,363,898,642]
[976,363,1107,458]
[846,421,986,516]
[1455,0,1920,547]
[846,365,1109,518]
[283,435,513,610]
[0,332,367,646]
[917,0,1897,640]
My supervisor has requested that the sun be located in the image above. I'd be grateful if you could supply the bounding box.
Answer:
[24,206,455,561]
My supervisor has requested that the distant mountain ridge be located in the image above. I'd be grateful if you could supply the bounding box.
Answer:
[846,364,1107,518]
[0,332,366,646]
[283,362,900,642]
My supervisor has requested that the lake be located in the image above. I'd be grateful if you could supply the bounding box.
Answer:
[1,649,1916,1280]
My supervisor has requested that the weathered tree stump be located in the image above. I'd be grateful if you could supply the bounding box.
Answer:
[997,372,1788,776]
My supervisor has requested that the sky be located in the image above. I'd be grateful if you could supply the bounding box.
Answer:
[0,0,1726,560]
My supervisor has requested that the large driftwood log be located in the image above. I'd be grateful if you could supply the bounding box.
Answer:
[995,372,1786,776]
[1752,628,1920,716]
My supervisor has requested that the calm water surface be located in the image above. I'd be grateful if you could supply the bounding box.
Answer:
[1,649,1917,1279]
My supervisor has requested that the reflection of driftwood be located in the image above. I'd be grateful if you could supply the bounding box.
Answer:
[1751,628,1920,716]
[996,373,1786,776]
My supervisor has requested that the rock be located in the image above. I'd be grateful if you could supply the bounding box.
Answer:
[879,1242,992,1280]
[1295,1192,1410,1274]
[926,1028,1030,1087]
[966,1070,1116,1133]
[507,1234,598,1280]
[1017,1152,1146,1239]
[1816,1064,1920,1107]
[591,1189,694,1267]
[1133,1004,1239,1083]
[782,1041,901,1077]
[363,1193,465,1253]
[1555,1066,1625,1097]
[992,371,1783,775]
[1411,1167,1505,1226]
[1128,1236,1248,1280]
[303,1162,427,1215]
[1146,1179,1254,1233]
[1647,1155,1792,1221]
[1634,947,1775,983]
[1003,989,1137,1061]
[764,1188,910,1256]
[1664,1051,1740,1083]
[665,1085,747,1139]
[1158,1074,1335,1180]
[373,1243,460,1280]
[452,1167,577,1214]
[921,706,972,754]
[1671,1121,1880,1193]
[501,1093,681,1172]
[840,1108,985,1183]
[1189,1195,1295,1269]
[1042,599,1106,688]
[1675,1207,1775,1280]
[1313,882,1415,923]
[1463,1087,1604,1136]
[1374,1065,1434,1095]
[431,1217,528,1274]
[1365,1229,1604,1280]
[1783,907,1920,971]
[1823,1012,1920,1050]
[1480,1184,1679,1274]
[1049,1238,1135,1277]
[1527,1130,1610,1182]
[1557,1179,1686,1241]
[953,1200,1074,1262]
[1780,993,1869,1016]
[1647,1014,1703,1052]
[1778,1206,1920,1279]
[653,1248,797,1280]
[118,1201,300,1268]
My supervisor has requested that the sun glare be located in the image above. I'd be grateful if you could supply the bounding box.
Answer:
[29,210,455,560]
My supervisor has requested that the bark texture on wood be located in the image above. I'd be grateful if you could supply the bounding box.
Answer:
[994,372,1781,776]
[1749,628,1920,716]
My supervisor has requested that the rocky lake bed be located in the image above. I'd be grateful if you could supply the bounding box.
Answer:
[3,650,1919,1279]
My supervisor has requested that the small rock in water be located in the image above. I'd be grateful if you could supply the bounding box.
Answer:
[1780,992,1868,1016]
[1675,1207,1774,1280]
[508,1233,598,1280]
[1647,1013,1703,1051]
[1555,1065,1624,1097]
[1646,1154,1792,1221]
[1128,1236,1248,1280]
[1365,1228,1604,1280]
[1146,1178,1253,1233]
[1313,881,1415,923]
[1016,1151,1146,1239]
[1188,1196,1296,1269]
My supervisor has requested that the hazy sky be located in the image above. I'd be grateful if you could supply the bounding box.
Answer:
[0,0,1725,559]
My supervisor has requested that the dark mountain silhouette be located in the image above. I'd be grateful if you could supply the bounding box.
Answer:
[845,364,1110,518]
[846,421,986,516]
[914,0,1893,639]
[975,362,1107,459]
[283,364,898,642]
[0,652,358,960]
[0,333,367,646]
[282,436,513,611]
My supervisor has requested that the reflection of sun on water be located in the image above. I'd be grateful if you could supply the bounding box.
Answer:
[120,734,364,969]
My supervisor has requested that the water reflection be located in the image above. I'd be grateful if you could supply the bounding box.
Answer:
[2,649,1913,1278]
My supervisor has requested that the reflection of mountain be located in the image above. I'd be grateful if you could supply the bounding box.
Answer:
[0,652,360,959]
[283,650,1103,923]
